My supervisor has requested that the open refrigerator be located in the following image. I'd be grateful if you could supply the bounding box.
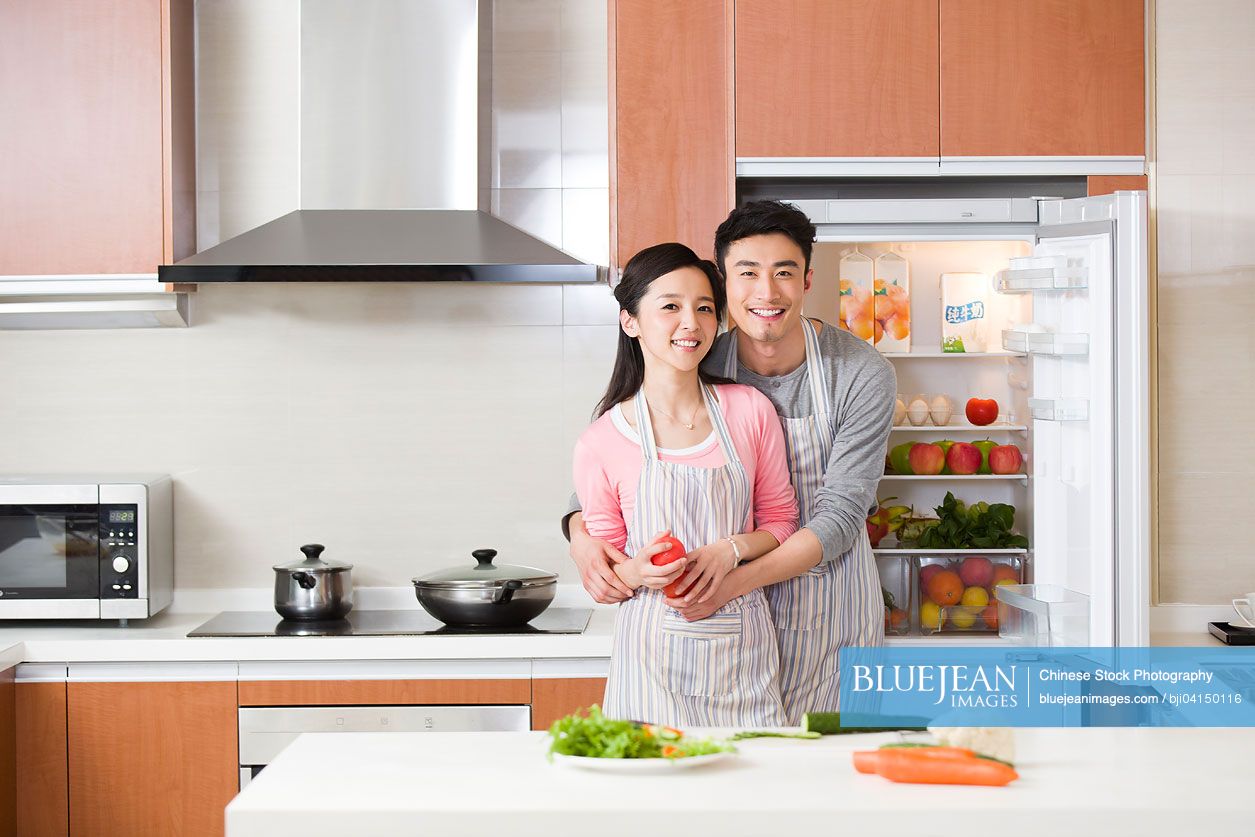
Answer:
[792,192,1150,647]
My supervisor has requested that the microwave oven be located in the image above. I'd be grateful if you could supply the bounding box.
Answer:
[0,475,173,620]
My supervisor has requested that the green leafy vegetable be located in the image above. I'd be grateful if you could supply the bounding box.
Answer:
[913,492,1029,550]
[546,705,736,760]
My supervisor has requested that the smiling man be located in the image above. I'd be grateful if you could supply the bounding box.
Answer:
[566,200,896,720]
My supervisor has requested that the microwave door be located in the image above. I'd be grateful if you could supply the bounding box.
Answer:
[0,503,101,607]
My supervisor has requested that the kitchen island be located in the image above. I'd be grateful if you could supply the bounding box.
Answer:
[227,727,1253,837]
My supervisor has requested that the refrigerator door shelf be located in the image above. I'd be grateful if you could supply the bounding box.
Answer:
[995,264,1088,293]
[1028,398,1089,422]
[1002,329,1090,356]
[995,584,1091,646]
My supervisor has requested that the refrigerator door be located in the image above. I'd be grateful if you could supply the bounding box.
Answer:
[1029,193,1150,646]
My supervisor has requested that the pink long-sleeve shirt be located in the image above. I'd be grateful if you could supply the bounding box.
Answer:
[572,384,799,554]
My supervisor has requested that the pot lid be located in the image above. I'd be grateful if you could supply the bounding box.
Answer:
[413,549,556,589]
[272,544,353,573]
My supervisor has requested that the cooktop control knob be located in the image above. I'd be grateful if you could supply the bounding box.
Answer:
[112,556,130,574]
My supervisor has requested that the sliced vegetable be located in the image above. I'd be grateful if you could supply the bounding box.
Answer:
[802,712,928,735]
[547,705,736,760]
[728,730,822,741]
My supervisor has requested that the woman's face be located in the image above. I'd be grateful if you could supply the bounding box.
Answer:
[621,266,719,376]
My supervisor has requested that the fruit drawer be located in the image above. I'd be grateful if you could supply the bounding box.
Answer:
[917,554,1026,636]
[876,554,912,637]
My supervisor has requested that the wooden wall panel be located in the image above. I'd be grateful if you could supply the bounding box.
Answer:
[0,668,14,837]
[238,678,531,707]
[940,0,1145,157]
[16,682,68,837]
[530,678,608,731]
[612,0,733,268]
[0,0,165,275]
[1087,175,1147,195]
[68,682,237,837]
[736,0,940,158]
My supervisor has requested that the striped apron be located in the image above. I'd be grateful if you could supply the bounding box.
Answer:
[603,385,786,727]
[724,318,883,722]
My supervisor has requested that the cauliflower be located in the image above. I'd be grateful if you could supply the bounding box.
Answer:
[927,726,1016,763]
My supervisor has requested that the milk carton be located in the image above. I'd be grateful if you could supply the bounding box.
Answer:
[838,248,874,344]
[940,272,989,353]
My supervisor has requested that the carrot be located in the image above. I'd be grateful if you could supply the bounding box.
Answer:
[852,749,1019,786]
[878,745,978,760]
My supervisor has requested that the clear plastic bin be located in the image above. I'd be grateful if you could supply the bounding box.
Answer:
[916,554,1025,636]
[995,584,1090,646]
[876,555,912,636]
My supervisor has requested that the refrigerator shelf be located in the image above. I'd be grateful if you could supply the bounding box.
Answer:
[1028,397,1089,421]
[873,548,1028,555]
[881,474,1027,482]
[881,350,1026,359]
[1001,329,1089,355]
[892,421,1027,432]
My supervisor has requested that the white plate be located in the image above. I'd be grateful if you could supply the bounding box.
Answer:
[552,751,736,773]
[1229,620,1255,631]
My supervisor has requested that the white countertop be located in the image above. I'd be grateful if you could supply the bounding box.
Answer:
[227,727,1254,837]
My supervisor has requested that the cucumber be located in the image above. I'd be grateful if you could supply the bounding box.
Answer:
[802,712,928,735]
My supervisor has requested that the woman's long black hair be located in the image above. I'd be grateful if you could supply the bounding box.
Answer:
[593,243,732,419]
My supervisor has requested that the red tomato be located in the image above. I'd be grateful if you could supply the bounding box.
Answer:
[965,397,999,426]
[650,535,686,598]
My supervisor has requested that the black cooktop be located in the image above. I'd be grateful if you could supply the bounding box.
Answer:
[187,608,592,637]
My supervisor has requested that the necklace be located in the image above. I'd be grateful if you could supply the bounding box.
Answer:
[650,399,701,430]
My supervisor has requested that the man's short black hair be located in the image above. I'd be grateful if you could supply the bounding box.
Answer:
[713,200,817,276]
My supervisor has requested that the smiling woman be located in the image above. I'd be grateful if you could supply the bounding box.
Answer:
[571,243,799,727]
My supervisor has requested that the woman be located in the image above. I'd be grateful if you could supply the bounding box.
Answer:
[572,243,799,727]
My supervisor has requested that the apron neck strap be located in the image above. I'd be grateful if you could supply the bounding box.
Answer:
[633,384,741,465]
[724,320,832,415]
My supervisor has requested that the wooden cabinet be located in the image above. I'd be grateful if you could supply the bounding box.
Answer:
[68,681,237,837]
[1087,175,1147,196]
[736,0,940,158]
[611,0,733,268]
[0,0,195,277]
[0,666,14,837]
[17,683,69,837]
[530,678,608,731]
[939,0,1145,158]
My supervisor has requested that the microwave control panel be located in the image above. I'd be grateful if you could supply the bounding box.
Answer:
[99,504,139,598]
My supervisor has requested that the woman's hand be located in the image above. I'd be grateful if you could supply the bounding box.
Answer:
[614,531,687,591]
[668,537,738,604]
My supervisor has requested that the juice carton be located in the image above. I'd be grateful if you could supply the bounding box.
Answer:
[838,248,874,344]
[873,250,911,352]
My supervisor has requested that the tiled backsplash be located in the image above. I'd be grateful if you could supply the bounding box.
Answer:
[0,283,619,588]
[1155,0,1255,603]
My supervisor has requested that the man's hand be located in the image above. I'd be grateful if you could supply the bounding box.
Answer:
[666,567,741,622]
[669,538,737,604]
[569,514,634,604]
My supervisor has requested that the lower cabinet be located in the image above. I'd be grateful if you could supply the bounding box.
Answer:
[0,666,15,837]
[530,677,608,731]
[67,681,237,837]
[17,682,69,837]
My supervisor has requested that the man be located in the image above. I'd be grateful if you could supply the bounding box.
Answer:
[565,200,896,721]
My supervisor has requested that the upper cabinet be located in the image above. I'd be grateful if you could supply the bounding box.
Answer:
[735,0,940,159]
[611,0,733,268]
[0,0,194,277]
[939,0,1145,158]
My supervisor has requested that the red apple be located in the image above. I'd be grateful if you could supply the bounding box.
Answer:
[965,397,999,426]
[989,444,1024,475]
[945,442,982,475]
[866,518,889,548]
[908,443,945,476]
[958,556,994,587]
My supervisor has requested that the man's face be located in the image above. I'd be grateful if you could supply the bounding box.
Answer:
[721,233,812,344]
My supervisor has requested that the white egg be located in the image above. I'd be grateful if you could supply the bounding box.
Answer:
[907,398,930,426]
[929,395,953,426]
[893,398,907,426]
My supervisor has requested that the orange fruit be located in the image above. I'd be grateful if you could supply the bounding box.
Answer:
[886,314,910,341]
[981,604,999,630]
[927,570,964,606]
[850,316,875,341]
[992,565,1020,585]
[873,319,884,343]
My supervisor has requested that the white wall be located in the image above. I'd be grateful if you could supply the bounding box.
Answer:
[1155,0,1255,603]
[0,283,618,587]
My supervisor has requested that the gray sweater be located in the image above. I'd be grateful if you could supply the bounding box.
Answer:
[564,320,896,563]
[703,322,897,562]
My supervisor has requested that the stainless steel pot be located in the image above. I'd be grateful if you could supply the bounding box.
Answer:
[273,544,353,621]
[412,549,556,627]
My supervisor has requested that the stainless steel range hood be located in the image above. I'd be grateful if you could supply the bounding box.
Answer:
[158,210,602,283]
[174,0,605,286]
